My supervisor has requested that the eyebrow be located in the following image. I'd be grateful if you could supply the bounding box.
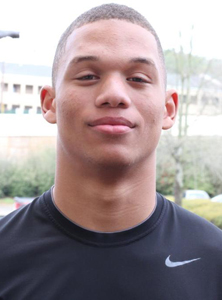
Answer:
[68,55,157,70]
[129,57,157,69]
[69,55,99,65]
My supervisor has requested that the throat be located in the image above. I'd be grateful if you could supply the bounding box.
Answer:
[54,150,157,232]
[52,176,157,232]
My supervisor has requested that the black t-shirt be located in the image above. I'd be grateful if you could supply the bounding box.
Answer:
[0,188,222,299]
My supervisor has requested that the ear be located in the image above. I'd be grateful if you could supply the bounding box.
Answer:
[162,90,178,130]
[40,85,57,124]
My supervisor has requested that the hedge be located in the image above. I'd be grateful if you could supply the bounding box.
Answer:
[166,196,222,229]
[0,148,55,198]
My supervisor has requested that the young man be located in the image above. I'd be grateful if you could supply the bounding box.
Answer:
[0,4,222,299]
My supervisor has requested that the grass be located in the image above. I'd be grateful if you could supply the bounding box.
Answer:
[0,198,14,204]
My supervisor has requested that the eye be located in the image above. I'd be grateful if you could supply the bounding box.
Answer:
[127,74,151,84]
[127,77,146,83]
[77,74,99,81]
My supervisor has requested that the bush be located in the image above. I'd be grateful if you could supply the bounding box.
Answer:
[0,159,17,197]
[0,148,55,197]
[182,199,222,229]
[165,197,222,229]
[157,136,222,197]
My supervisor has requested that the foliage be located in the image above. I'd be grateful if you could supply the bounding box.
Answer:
[0,159,17,198]
[164,49,209,76]
[165,197,222,229]
[182,199,222,229]
[156,136,222,197]
[164,49,222,81]
[1,135,222,201]
[156,139,175,195]
[0,148,55,197]
[163,42,222,206]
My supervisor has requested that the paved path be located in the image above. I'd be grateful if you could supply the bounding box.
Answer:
[0,204,15,217]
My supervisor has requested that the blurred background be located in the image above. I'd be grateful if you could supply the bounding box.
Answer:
[0,0,222,226]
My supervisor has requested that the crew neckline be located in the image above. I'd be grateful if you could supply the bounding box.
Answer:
[50,186,158,234]
[42,188,166,247]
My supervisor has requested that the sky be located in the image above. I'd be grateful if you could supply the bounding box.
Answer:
[0,0,222,67]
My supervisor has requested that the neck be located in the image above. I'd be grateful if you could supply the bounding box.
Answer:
[53,152,157,232]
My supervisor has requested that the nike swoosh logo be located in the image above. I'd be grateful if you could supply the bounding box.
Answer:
[165,255,201,268]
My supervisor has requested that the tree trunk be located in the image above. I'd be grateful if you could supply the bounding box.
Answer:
[173,145,184,206]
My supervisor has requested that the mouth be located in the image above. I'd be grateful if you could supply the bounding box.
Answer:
[88,117,135,134]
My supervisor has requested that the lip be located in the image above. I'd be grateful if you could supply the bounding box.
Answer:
[88,117,135,134]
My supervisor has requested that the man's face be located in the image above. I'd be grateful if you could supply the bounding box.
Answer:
[51,19,176,168]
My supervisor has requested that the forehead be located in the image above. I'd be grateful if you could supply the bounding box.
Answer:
[64,19,160,63]
[55,19,165,88]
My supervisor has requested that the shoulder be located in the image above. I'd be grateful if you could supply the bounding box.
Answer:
[0,191,50,241]
[158,193,222,244]
[0,196,38,231]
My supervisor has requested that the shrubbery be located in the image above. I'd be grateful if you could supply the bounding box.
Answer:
[1,143,222,229]
[156,136,222,197]
[182,199,222,229]
[166,196,222,229]
[1,136,222,198]
[0,148,55,198]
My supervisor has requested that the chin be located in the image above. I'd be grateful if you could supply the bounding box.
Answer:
[84,148,134,168]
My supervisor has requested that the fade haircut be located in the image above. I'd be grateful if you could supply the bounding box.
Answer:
[52,3,166,87]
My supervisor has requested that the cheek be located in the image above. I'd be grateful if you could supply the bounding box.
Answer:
[56,89,83,124]
[139,100,165,128]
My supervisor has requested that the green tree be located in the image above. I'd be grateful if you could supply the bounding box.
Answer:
[163,29,222,205]
[0,148,55,198]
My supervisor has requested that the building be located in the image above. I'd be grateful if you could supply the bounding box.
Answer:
[0,63,51,114]
[0,62,222,158]
[1,62,222,116]
[0,63,55,158]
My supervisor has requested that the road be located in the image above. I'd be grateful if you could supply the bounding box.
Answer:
[0,203,15,217]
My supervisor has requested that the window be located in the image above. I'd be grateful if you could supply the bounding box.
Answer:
[13,84,21,93]
[25,85,33,94]
[0,104,7,113]
[12,105,20,113]
[181,95,187,103]
[38,86,42,94]
[212,97,219,106]
[201,96,209,105]
[190,96,197,104]
[24,106,32,114]
[3,83,8,92]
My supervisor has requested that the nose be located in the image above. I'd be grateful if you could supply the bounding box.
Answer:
[95,75,131,108]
